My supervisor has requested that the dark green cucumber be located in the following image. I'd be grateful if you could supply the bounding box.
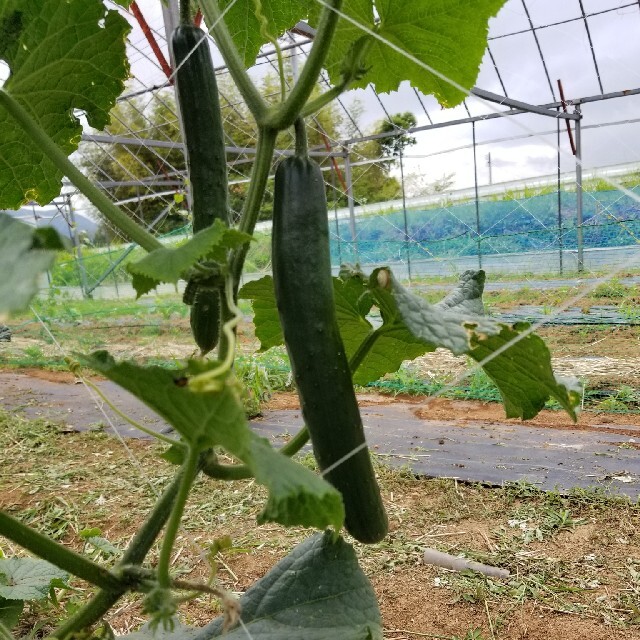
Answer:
[172,24,228,355]
[189,288,220,356]
[271,153,388,543]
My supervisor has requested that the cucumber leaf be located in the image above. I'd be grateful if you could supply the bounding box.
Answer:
[127,221,252,297]
[122,534,380,640]
[206,532,382,640]
[238,276,283,351]
[370,268,581,420]
[216,0,313,68]
[0,597,23,630]
[0,557,68,601]
[310,0,507,107]
[238,272,434,385]
[0,214,65,320]
[79,352,344,532]
[247,437,344,531]
[0,0,130,208]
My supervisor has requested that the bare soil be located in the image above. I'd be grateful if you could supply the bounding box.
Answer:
[2,319,640,638]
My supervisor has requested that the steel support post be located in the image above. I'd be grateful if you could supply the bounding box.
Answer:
[575,106,584,272]
[342,145,358,262]
[472,122,482,269]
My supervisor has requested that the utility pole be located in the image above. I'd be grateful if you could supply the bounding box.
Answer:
[487,152,493,185]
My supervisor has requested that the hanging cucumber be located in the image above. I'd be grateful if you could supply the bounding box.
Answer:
[172,23,228,355]
[271,120,388,544]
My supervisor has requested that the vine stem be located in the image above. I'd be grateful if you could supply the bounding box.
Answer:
[230,127,277,289]
[294,118,308,157]
[0,511,122,592]
[348,328,383,374]
[0,91,162,253]
[198,0,268,122]
[300,84,346,119]
[180,0,191,25]
[263,0,343,130]
[51,470,186,639]
[157,446,200,589]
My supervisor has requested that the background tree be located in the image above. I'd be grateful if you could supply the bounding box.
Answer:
[377,112,417,158]
[81,76,418,237]
[344,112,418,206]
[80,95,188,243]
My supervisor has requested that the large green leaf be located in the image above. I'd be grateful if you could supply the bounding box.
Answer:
[127,221,252,297]
[122,534,380,640]
[0,0,130,208]
[239,272,434,385]
[247,438,343,531]
[217,0,312,67]
[238,276,283,351]
[312,0,507,107]
[333,271,373,362]
[0,557,68,601]
[0,214,65,320]
[81,352,249,452]
[79,352,343,532]
[371,268,581,420]
[202,532,382,639]
[352,324,433,386]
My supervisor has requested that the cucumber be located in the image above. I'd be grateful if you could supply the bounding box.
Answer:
[190,288,220,356]
[271,148,388,543]
[171,24,228,355]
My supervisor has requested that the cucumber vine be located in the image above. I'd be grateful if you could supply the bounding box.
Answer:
[0,0,581,637]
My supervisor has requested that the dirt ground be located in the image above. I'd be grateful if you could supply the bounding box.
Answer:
[2,318,640,639]
[1,366,640,638]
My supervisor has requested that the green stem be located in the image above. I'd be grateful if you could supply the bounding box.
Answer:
[300,84,347,119]
[264,0,343,130]
[50,470,185,639]
[201,425,310,479]
[0,511,122,592]
[230,127,277,289]
[294,117,308,157]
[348,328,383,375]
[180,0,191,25]
[157,446,200,588]
[198,0,268,122]
[49,590,120,640]
[0,90,162,253]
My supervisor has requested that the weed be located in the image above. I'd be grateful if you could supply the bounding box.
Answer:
[454,630,488,640]
[593,277,629,299]
[22,344,44,359]
[235,357,273,417]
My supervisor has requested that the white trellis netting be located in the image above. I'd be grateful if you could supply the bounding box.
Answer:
[40,0,640,306]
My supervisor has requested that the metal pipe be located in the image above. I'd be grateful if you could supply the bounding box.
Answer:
[399,146,411,282]
[472,122,482,270]
[575,106,584,272]
[342,146,358,262]
[338,86,640,148]
[67,196,89,298]
[557,109,563,275]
